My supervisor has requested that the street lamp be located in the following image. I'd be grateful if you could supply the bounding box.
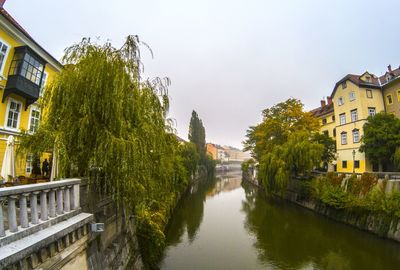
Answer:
[352,149,356,173]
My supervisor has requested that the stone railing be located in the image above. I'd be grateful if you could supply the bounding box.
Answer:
[0,179,80,243]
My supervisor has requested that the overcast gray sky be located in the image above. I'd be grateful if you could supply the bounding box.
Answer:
[6,0,400,148]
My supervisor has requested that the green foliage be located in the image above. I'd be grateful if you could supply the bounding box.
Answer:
[243,98,320,160]
[309,173,400,218]
[241,158,255,172]
[188,110,206,156]
[360,112,400,170]
[179,142,200,178]
[244,98,323,194]
[312,132,336,169]
[18,36,195,268]
[187,110,215,176]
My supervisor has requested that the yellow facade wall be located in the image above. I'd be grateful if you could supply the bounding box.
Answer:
[383,79,400,117]
[332,80,384,173]
[0,24,59,178]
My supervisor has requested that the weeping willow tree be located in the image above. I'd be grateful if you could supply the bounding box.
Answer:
[244,98,323,194]
[20,36,189,268]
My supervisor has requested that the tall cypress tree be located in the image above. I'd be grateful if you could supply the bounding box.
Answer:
[188,110,206,156]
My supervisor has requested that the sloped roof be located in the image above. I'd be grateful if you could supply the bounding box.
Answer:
[379,67,400,85]
[310,102,334,118]
[0,8,62,69]
[331,73,381,98]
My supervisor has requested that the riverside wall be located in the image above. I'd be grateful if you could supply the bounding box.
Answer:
[79,179,143,270]
[243,171,400,243]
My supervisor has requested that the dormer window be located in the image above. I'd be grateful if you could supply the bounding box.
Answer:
[386,74,392,82]
[365,76,371,82]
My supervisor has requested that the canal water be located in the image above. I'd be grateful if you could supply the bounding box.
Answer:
[159,171,400,270]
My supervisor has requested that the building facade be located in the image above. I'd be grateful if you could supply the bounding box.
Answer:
[0,5,62,177]
[312,65,400,173]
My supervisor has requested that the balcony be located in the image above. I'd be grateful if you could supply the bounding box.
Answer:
[2,46,46,109]
[3,74,40,108]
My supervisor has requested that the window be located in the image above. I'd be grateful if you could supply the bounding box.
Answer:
[26,154,33,173]
[349,91,356,101]
[6,99,22,130]
[0,40,9,75]
[351,109,358,122]
[322,118,327,125]
[354,160,360,169]
[9,51,44,85]
[368,107,376,117]
[386,74,392,82]
[365,76,371,82]
[387,94,393,105]
[338,97,344,106]
[332,115,335,121]
[323,130,329,136]
[342,82,347,89]
[333,128,336,137]
[342,160,347,168]
[341,132,347,145]
[366,89,373,98]
[339,113,346,125]
[29,106,40,133]
[397,90,400,102]
[352,129,360,143]
[39,72,48,96]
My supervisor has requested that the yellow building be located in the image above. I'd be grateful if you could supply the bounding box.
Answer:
[330,72,386,173]
[381,65,400,118]
[310,97,336,171]
[0,6,62,177]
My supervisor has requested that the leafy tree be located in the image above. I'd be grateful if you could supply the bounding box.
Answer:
[244,98,323,193]
[188,110,206,156]
[19,36,190,268]
[360,113,400,171]
[179,142,200,178]
[243,98,320,160]
[312,132,336,171]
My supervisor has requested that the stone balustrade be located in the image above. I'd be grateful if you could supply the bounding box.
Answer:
[0,179,81,240]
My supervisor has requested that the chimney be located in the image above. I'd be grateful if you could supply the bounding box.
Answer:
[0,0,5,8]
[388,64,392,72]
[320,99,326,107]
[327,96,332,105]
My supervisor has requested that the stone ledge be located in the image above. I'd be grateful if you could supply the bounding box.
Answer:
[0,212,94,268]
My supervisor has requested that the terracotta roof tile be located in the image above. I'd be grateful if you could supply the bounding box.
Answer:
[310,102,334,118]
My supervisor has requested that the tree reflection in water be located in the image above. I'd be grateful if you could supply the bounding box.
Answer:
[241,182,400,270]
[164,174,217,246]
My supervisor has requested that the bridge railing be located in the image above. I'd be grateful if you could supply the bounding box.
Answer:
[0,179,80,240]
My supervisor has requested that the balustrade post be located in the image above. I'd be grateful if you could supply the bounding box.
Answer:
[0,199,5,237]
[57,187,64,215]
[40,190,49,221]
[70,184,80,210]
[64,186,71,212]
[20,193,29,228]
[8,196,18,232]
[49,190,56,218]
[30,192,39,224]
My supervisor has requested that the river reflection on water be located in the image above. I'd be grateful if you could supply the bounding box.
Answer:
[160,171,400,270]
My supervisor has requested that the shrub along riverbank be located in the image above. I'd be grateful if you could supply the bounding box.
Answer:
[243,165,400,241]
